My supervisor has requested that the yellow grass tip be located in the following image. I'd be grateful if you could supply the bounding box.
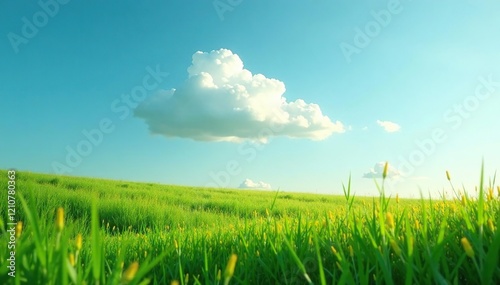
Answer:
[170,281,180,285]
[446,170,451,181]
[216,269,221,281]
[68,253,75,267]
[487,188,494,201]
[460,237,474,258]
[75,233,83,250]
[385,212,395,230]
[15,221,23,238]
[382,162,389,179]
[56,207,64,232]
[223,254,238,281]
[122,262,139,283]
[487,219,495,233]
[414,219,421,231]
[330,245,338,255]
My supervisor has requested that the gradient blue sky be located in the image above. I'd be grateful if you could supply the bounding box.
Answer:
[1,0,499,197]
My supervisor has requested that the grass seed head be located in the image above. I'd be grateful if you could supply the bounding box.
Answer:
[223,254,238,282]
[75,233,83,250]
[69,253,75,267]
[383,162,389,179]
[330,245,338,255]
[487,219,495,232]
[461,195,467,206]
[414,219,420,231]
[122,262,139,283]
[487,188,494,201]
[461,237,474,258]
[15,221,23,238]
[446,170,451,181]
[56,207,64,232]
[386,212,395,230]
[331,245,342,261]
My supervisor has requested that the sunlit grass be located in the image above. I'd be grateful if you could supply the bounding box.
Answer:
[0,166,499,284]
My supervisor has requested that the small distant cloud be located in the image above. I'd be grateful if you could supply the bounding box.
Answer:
[239,178,272,190]
[376,120,400,133]
[362,126,368,131]
[135,48,344,143]
[363,162,400,179]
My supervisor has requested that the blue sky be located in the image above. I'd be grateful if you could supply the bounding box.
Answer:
[1,0,499,197]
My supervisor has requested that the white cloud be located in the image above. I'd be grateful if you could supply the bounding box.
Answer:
[363,162,400,179]
[239,179,272,190]
[135,48,344,143]
[376,120,400,133]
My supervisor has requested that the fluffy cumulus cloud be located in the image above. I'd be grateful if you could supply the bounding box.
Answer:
[376,120,401,133]
[239,179,272,190]
[363,162,401,179]
[135,48,344,142]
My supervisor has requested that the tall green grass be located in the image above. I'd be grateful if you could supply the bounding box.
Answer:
[0,167,499,284]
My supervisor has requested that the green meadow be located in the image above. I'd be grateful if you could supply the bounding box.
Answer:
[0,169,499,284]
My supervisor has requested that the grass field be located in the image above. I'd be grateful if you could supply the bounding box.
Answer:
[0,168,499,284]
